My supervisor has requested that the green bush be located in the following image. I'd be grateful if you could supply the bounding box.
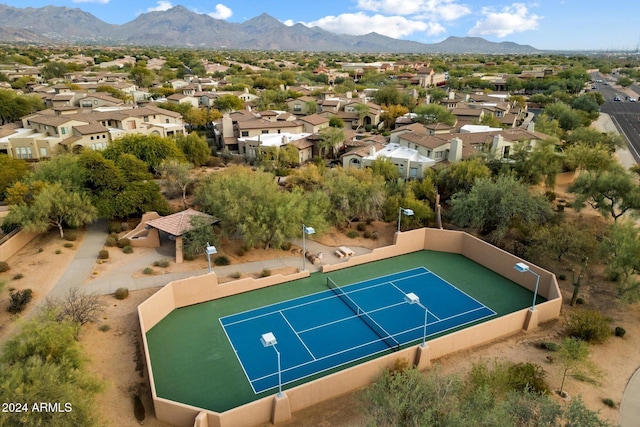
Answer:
[114,287,129,300]
[63,242,73,248]
[363,230,372,239]
[538,341,560,352]
[260,268,271,278]
[12,273,23,280]
[153,259,170,268]
[281,241,292,251]
[575,297,585,305]
[55,249,61,254]
[230,272,241,279]
[214,255,230,266]
[105,236,117,247]
[98,249,109,260]
[63,232,77,242]
[236,248,246,257]
[8,288,33,314]
[98,324,111,332]
[0,261,9,273]
[122,245,133,254]
[371,231,379,240]
[602,398,616,408]
[346,231,359,239]
[143,267,154,275]
[614,326,626,337]
[557,274,566,281]
[183,252,195,261]
[108,221,123,234]
[116,238,131,249]
[507,362,549,394]
[356,223,367,232]
[565,309,611,344]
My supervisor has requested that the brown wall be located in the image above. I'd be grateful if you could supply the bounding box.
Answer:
[138,228,563,427]
[0,229,38,262]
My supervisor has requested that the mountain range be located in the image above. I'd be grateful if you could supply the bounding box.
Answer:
[0,4,539,54]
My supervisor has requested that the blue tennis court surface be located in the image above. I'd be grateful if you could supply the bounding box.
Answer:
[219,267,496,394]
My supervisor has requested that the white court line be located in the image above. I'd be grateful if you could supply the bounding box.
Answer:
[297,300,407,334]
[279,311,316,360]
[219,317,259,394]
[423,270,498,316]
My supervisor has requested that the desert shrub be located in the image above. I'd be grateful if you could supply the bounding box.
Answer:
[55,249,61,254]
[116,238,131,248]
[153,259,170,268]
[114,287,129,300]
[602,398,616,408]
[122,245,133,254]
[538,341,560,352]
[12,273,23,280]
[133,393,146,423]
[614,326,626,337]
[347,231,359,239]
[8,288,33,313]
[236,248,246,257]
[281,241,292,251]
[507,362,549,394]
[557,274,566,281]
[230,272,241,279]
[108,221,122,234]
[63,231,77,242]
[143,267,154,275]
[575,297,585,305]
[0,261,9,272]
[99,324,111,332]
[63,242,73,248]
[214,255,230,266]
[105,236,117,247]
[544,190,556,202]
[363,230,372,239]
[371,231,379,240]
[260,268,271,277]
[565,309,611,344]
[356,223,367,232]
[98,249,109,260]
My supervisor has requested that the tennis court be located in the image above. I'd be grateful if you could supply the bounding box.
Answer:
[220,266,496,394]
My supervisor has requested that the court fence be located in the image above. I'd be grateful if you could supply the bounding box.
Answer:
[138,227,561,427]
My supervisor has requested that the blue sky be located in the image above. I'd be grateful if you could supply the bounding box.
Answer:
[8,1,640,51]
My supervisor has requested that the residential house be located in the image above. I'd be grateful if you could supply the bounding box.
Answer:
[237,132,313,164]
[299,114,330,133]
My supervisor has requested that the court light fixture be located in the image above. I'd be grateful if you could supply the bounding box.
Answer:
[205,242,218,273]
[397,207,414,233]
[261,332,283,397]
[404,292,427,347]
[514,262,540,311]
[302,224,315,271]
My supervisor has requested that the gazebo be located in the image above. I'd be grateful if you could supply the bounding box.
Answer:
[123,209,219,263]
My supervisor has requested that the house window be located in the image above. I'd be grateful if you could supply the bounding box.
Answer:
[17,147,32,159]
[144,116,149,122]
[61,127,67,135]
[165,119,170,123]
[293,104,302,112]
[410,167,418,178]
[90,136,94,140]
[241,131,249,137]
[39,147,47,157]
[434,151,443,159]
[261,130,269,134]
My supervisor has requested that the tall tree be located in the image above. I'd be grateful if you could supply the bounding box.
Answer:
[413,104,457,126]
[0,154,28,200]
[6,183,97,239]
[102,133,185,171]
[599,221,640,302]
[570,164,640,222]
[449,175,553,243]
[317,126,345,159]
[175,132,210,167]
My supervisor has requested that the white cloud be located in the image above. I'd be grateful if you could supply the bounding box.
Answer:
[208,4,233,20]
[72,0,109,3]
[356,0,471,21]
[468,3,542,38]
[302,12,441,39]
[145,1,173,13]
[283,19,295,27]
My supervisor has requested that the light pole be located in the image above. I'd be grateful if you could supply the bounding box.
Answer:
[397,207,414,233]
[514,262,540,311]
[261,332,282,397]
[302,224,315,271]
[205,242,217,273]
[404,292,428,347]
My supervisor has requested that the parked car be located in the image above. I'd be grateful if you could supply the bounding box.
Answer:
[614,96,622,101]
[630,98,637,102]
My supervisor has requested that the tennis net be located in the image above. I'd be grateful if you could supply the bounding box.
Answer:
[327,277,399,351]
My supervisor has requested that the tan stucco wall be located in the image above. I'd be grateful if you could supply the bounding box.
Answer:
[139,227,563,427]
[0,229,38,262]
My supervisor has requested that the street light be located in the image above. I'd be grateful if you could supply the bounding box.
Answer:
[205,242,217,273]
[302,224,315,271]
[514,262,540,311]
[404,292,428,347]
[397,207,414,233]
[260,332,282,397]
